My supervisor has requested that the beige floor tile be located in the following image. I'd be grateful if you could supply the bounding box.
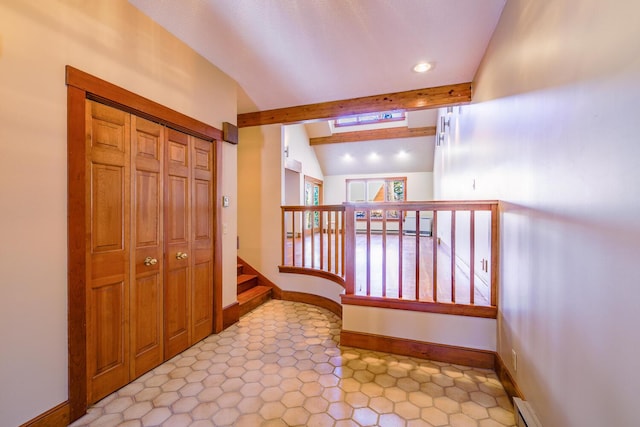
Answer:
[69,300,515,427]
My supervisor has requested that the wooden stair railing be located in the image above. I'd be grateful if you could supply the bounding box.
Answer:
[279,205,346,286]
[279,201,499,319]
[342,200,499,318]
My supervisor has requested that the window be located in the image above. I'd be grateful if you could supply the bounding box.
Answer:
[334,111,405,128]
[346,177,406,220]
[304,176,323,230]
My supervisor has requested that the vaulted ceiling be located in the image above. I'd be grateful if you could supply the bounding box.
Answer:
[129,0,506,175]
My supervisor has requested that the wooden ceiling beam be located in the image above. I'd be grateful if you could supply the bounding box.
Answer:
[237,82,472,128]
[310,126,436,146]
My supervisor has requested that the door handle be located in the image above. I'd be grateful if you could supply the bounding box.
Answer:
[144,256,158,266]
[176,252,188,260]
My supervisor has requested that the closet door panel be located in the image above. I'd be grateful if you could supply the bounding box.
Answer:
[191,259,212,342]
[164,129,191,359]
[191,138,213,343]
[131,116,164,377]
[86,100,131,404]
[88,278,127,402]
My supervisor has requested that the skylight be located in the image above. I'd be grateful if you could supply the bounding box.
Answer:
[334,111,405,128]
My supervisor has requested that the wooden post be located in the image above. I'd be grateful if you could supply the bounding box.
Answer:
[366,209,371,296]
[415,211,420,301]
[281,207,286,266]
[470,210,476,305]
[432,210,438,302]
[451,211,457,303]
[382,213,387,298]
[490,204,499,307]
[344,204,356,295]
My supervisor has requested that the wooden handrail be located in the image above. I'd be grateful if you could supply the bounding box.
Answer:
[345,200,499,211]
[281,204,345,211]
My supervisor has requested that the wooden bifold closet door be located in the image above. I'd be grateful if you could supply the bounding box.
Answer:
[85,100,213,404]
[164,128,214,359]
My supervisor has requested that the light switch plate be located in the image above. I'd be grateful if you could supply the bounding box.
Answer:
[222,196,229,207]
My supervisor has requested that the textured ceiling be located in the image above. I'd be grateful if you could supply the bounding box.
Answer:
[129,0,506,114]
[129,0,505,176]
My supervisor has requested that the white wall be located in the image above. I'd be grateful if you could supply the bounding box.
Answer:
[238,124,344,303]
[324,172,434,204]
[0,2,237,425]
[434,1,640,426]
[343,306,496,352]
[284,124,324,190]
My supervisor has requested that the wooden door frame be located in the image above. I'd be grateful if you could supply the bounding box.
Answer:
[66,66,224,421]
[304,175,323,234]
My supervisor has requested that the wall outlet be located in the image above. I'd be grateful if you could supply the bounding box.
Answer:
[512,349,518,372]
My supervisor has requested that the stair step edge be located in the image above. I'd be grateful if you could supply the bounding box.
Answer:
[237,274,258,285]
[238,285,272,304]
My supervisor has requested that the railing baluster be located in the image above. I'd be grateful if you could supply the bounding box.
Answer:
[310,211,316,268]
[382,211,387,298]
[470,210,476,304]
[282,208,286,266]
[451,210,456,303]
[398,210,403,299]
[292,210,297,267]
[366,209,371,296]
[432,210,438,302]
[327,211,332,273]
[415,211,420,301]
[336,211,340,276]
[300,211,305,268]
[344,205,356,295]
[320,211,325,270]
[341,211,345,277]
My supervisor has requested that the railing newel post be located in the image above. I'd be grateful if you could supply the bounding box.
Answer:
[451,210,456,304]
[490,203,499,307]
[344,203,356,295]
[415,210,420,301]
[470,210,476,305]
[432,210,438,302]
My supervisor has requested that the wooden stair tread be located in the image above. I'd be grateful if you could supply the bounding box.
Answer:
[237,274,257,285]
[238,285,272,304]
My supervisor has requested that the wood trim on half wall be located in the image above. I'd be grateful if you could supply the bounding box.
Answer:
[281,291,343,319]
[66,66,224,422]
[222,302,239,329]
[340,330,496,369]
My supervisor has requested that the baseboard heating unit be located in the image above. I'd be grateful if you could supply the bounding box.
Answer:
[513,398,542,427]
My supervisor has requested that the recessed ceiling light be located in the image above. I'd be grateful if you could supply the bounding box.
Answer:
[413,62,432,73]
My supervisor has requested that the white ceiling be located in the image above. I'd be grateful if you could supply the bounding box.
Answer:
[306,109,437,175]
[128,0,506,175]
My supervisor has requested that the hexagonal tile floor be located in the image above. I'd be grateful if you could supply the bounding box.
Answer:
[70,300,515,426]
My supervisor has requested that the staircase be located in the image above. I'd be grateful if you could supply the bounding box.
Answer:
[237,262,272,317]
